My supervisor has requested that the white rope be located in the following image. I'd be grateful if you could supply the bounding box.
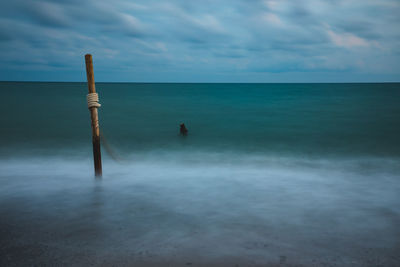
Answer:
[87,93,101,108]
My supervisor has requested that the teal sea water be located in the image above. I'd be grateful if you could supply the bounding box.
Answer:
[1,82,400,266]
[0,82,399,157]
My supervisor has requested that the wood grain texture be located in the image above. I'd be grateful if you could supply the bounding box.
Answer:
[85,54,102,177]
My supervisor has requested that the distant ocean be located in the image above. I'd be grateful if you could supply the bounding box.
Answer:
[1,82,399,157]
[1,82,399,266]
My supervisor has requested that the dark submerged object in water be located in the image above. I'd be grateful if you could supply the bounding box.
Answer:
[180,123,188,136]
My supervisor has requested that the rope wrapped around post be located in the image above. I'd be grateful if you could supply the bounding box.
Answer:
[85,54,102,177]
[87,92,101,109]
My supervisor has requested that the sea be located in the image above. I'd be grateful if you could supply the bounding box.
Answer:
[0,82,399,266]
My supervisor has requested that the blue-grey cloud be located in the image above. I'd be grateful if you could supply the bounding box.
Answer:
[0,0,399,82]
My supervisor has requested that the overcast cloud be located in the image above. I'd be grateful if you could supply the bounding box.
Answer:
[0,0,399,82]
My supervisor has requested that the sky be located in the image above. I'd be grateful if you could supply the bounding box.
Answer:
[0,0,399,82]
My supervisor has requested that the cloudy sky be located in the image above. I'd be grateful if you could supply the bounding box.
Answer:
[0,0,399,82]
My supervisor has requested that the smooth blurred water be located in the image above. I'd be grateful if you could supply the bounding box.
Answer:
[0,82,399,266]
[0,82,399,157]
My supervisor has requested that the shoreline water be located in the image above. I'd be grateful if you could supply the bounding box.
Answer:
[0,82,399,265]
[1,154,400,266]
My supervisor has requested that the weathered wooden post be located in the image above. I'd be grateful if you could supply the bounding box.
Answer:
[85,54,102,177]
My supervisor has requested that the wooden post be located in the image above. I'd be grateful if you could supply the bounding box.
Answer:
[85,54,102,177]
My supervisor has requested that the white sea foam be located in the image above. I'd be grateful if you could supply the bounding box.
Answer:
[1,152,399,265]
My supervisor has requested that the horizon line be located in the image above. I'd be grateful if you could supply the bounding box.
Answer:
[1,80,399,84]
